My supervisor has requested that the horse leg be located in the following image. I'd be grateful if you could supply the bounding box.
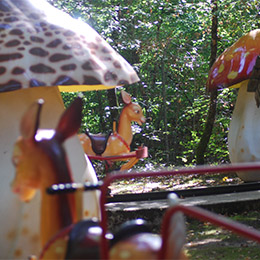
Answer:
[120,157,139,171]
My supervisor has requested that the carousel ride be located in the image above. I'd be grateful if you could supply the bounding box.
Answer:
[11,96,260,259]
[1,0,260,258]
[11,96,188,259]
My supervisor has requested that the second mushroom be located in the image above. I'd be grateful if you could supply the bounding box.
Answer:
[207,29,260,181]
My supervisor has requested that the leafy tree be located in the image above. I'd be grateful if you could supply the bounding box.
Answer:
[48,0,260,168]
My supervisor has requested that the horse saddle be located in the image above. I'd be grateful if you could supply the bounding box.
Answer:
[86,131,112,155]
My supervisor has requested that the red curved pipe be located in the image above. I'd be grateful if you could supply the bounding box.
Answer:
[159,205,260,259]
[99,162,260,259]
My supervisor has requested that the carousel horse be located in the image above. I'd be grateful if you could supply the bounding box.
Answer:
[79,90,146,171]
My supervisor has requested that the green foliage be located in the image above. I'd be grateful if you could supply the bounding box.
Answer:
[50,0,260,167]
[62,91,113,133]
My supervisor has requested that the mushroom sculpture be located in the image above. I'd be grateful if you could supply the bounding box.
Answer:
[207,29,260,181]
[0,0,139,258]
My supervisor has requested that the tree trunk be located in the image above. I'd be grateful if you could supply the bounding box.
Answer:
[162,56,170,164]
[196,0,218,165]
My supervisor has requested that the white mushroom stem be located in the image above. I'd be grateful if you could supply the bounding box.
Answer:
[228,81,260,181]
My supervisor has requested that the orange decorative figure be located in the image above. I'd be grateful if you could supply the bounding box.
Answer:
[11,97,100,259]
[79,90,147,171]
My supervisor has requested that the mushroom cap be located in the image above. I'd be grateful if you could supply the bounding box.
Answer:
[206,29,260,91]
[0,0,139,93]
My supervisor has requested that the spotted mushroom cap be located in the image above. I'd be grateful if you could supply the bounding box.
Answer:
[207,29,260,91]
[0,0,140,93]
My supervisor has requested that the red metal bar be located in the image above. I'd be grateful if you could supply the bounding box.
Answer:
[136,146,148,158]
[159,205,260,259]
[99,162,260,259]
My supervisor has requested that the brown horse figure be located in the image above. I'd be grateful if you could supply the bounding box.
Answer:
[79,90,146,170]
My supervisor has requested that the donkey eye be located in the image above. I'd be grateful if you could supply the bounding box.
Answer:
[12,156,20,166]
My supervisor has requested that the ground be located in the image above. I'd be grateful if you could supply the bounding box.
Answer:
[186,211,260,259]
[107,171,243,195]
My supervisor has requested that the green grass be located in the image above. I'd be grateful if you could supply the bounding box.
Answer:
[187,246,260,260]
[185,211,260,259]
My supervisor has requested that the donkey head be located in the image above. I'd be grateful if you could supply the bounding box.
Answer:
[11,97,83,202]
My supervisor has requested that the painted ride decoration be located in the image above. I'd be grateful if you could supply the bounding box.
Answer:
[0,0,140,258]
[12,97,260,259]
[207,29,260,181]
[79,90,148,171]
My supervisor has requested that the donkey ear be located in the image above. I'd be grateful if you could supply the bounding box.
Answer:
[121,90,132,104]
[20,99,44,140]
[55,97,83,143]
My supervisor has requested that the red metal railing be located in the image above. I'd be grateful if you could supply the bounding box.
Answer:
[159,204,260,259]
[99,162,260,259]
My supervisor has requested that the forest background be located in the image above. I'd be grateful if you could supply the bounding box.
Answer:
[47,0,260,169]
